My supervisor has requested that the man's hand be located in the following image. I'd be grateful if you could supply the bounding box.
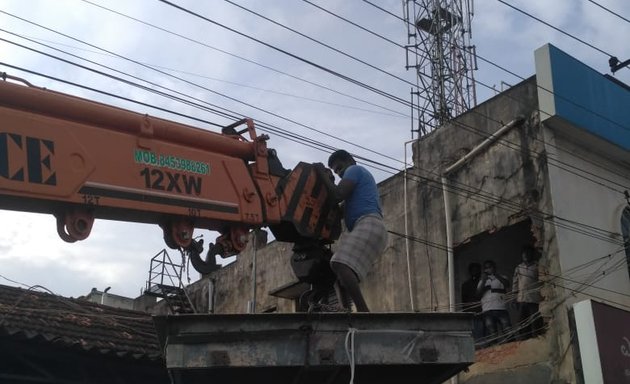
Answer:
[313,162,335,182]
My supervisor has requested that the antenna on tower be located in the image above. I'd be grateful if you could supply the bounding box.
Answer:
[403,0,477,137]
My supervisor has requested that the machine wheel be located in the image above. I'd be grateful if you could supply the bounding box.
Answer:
[162,225,179,249]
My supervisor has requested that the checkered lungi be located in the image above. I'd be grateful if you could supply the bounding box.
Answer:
[331,214,387,281]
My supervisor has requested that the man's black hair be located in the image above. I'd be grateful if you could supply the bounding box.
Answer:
[522,244,536,258]
[468,262,481,273]
[328,149,354,167]
[483,260,496,268]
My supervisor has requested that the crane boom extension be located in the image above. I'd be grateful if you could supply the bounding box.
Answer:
[0,80,341,272]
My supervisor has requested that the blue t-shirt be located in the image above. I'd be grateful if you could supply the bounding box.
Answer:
[342,165,382,230]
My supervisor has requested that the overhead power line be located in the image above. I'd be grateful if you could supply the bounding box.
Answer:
[22,34,629,245]
[165,0,627,195]
[356,0,630,192]
[0,14,408,167]
[224,0,630,197]
[156,0,412,109]
[5,61,627,272]
[357,0,630,140]
[2,3,628,316]
[586,0,630,24]
[0,34,351,158]
[151,67,409,119]
[84,0,623,192]
[0,61,230,127]
[291,1,630,199]
[301,0,404,49]
[0,36,401,178]
[359,1,629,135]
[1,50,616,248]
[2,7,624,246]
[78,0,409,119]
[496,0,614,58]
[2,50,622,248]
[223,0,418,88]
[361,0,401,20]
[0,14,415,174]
[0,60,338,162]
[83,0,629,197]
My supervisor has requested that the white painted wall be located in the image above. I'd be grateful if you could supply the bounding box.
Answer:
[572,300,604,384]
[543,126,630,310]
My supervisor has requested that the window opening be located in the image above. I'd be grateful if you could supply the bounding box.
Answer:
[455,219,544,348]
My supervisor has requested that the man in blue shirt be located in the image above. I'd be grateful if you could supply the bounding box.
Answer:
[315,150,387,312]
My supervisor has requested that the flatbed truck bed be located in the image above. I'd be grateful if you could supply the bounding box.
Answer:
[154,312,474,384]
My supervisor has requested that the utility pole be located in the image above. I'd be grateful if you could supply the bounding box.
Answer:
[403,0,477,137]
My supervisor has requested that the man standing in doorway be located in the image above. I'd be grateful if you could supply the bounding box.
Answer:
[461,262,484,341]
[512,245,544,339]
[477,260,511,345]
[315,150,387,312]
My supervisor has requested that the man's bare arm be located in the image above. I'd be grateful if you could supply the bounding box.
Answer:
[314,163,355,202]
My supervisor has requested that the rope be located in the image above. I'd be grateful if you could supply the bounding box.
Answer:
[344,327,357,384]
[343,328,428,383]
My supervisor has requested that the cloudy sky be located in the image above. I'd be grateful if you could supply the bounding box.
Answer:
[0,0,628,298]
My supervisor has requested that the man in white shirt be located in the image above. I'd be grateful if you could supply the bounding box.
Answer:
[477,260,511,346]
[512,245,543,339]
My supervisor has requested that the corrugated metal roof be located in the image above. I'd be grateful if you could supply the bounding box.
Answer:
[0,284,161,360]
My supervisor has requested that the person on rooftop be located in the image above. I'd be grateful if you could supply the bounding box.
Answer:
[315,150,387,312]
[477,259,511,345]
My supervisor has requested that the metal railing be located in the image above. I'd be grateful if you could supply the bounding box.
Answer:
[145,249,198,313]
[146,249,184,292]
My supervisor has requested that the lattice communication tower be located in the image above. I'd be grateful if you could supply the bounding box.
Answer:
[403,0,477,136]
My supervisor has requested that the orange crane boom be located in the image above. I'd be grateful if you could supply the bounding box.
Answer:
[0,79,341,272]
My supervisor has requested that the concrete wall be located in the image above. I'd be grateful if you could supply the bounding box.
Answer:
[209,231,297,314]
[543,128,630,306]
[83,288,134,309]
[406,79,567,383]
[83,287,157,312]
[539,124,630,384]
[153,231,298,315]
[427,77,630,383]
[407,79,545,312]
